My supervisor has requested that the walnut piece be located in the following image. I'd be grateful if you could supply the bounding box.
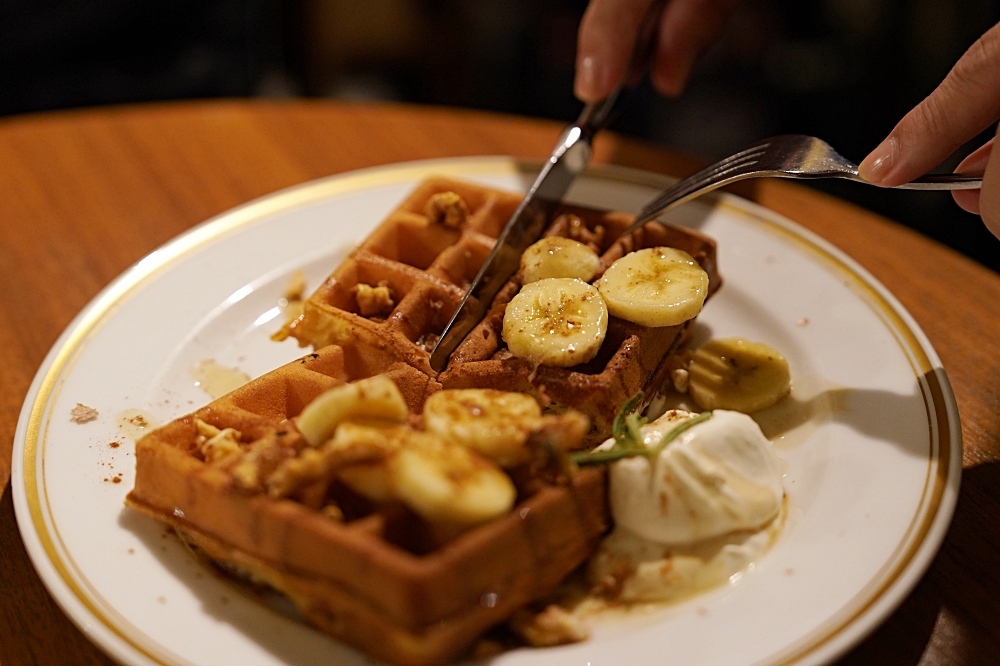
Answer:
[195,418,244,463]
[672,367,690,393]
[231,434,296,492]
[556,213,604,249]
[266,436,388,499]
[509,605,590,647]
[425,191,469,228]
[354,283,394,317]
[70,403,99,423]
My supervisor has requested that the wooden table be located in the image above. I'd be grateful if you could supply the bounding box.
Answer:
[1,100,998,665]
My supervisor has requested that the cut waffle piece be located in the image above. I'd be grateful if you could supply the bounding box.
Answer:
[126,345,608,666]
[278,178,524,377]
[285,177,721,442]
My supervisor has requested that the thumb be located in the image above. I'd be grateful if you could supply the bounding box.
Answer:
[859,22,1000,186]
[977,132,1000,241]
[950,137,992,214]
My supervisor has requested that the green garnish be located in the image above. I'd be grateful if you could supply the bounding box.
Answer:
[569,445,648,465]
[624,412,647,447]
[611,391,645,446]
[649,411,712,457]
[571,401,713,466]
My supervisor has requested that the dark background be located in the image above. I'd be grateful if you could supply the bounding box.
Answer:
[3,0,998,273]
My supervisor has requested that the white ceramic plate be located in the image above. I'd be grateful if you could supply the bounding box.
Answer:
[13,157,961,666]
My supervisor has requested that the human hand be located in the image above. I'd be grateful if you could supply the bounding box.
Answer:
[574,0,743,103]
[858,22,1000,241]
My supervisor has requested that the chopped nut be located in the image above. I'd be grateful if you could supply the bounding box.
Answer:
[70,403,99,423]
[522,411,589,487]
[555,213,604,249]
[425,191,469,228]
[195,419,244,463]
[672,368,690,394]
[195,418,222,439]
[231,434,296,492]
[509,605,590,647]
[266,437,388,499]
[354,283,394,317]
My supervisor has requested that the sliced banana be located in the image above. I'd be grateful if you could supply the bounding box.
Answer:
[295,375,408,446]
[595,247,709,327]
[334,423,408,502]
[520,236,602,284]
[332,422,516,525]
[423,389,543,466]
[502,277,608,367]
[389,430,516,525]
[687,338,791,413]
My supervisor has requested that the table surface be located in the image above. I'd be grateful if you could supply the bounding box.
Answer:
[1,100,998,666]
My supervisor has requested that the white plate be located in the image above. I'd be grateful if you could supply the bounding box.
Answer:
[13,157,961,666]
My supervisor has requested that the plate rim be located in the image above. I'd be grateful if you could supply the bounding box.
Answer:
[12,156,962,666]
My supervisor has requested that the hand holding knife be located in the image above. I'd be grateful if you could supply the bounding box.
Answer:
[429,0,668,372]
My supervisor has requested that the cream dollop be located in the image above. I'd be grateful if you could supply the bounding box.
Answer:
[605,409,784,546]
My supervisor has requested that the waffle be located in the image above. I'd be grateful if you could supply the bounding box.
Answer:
[129,177,721,664]
[126,345,608,666]
[285,177,722,441]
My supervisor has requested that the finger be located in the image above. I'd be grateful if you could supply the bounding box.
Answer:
[951,138,993,214]
[858,21,1000,186]
[650,0,743,96]
[978,130,1000,240]
[575,0,656,102]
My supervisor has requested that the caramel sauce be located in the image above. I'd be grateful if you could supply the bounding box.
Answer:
[191,360,250,399]
[116,409,160,441]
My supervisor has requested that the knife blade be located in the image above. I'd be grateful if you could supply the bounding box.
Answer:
[428,124,594,371]
[428,0,667,372]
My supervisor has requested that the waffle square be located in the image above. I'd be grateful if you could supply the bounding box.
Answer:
[126,345,608,666]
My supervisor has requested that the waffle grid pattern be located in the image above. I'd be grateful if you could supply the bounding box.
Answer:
[128,177,719,665]
[289,177,721,439]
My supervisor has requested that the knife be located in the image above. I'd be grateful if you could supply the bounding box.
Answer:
[429,0,667,372]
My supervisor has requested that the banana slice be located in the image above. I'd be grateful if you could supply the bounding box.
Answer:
[687,338,791,413]
[389,430,516,525]
[595,247,709,327]
[334,422,408,502]
[520,236,602,284]
[502,277,608,367]
[332,422,516,525]
[423,389,543,466]
[296,375,408,446]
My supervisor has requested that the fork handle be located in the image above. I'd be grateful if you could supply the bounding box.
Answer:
[627,169,985,237]
[879,172,982,191]
[835,171,983,190]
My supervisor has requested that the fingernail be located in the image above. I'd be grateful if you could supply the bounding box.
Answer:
[575,55,604,102]
[858,136,899,184]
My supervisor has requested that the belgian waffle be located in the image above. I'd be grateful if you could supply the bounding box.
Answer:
[126,345,608,666]
[129,176,721,664]
[286,177,721,441]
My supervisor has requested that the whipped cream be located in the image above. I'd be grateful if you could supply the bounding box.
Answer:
[586,409,785,603]
[604,409,784,546]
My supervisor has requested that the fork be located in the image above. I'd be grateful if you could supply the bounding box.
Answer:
[624,134,983,233]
